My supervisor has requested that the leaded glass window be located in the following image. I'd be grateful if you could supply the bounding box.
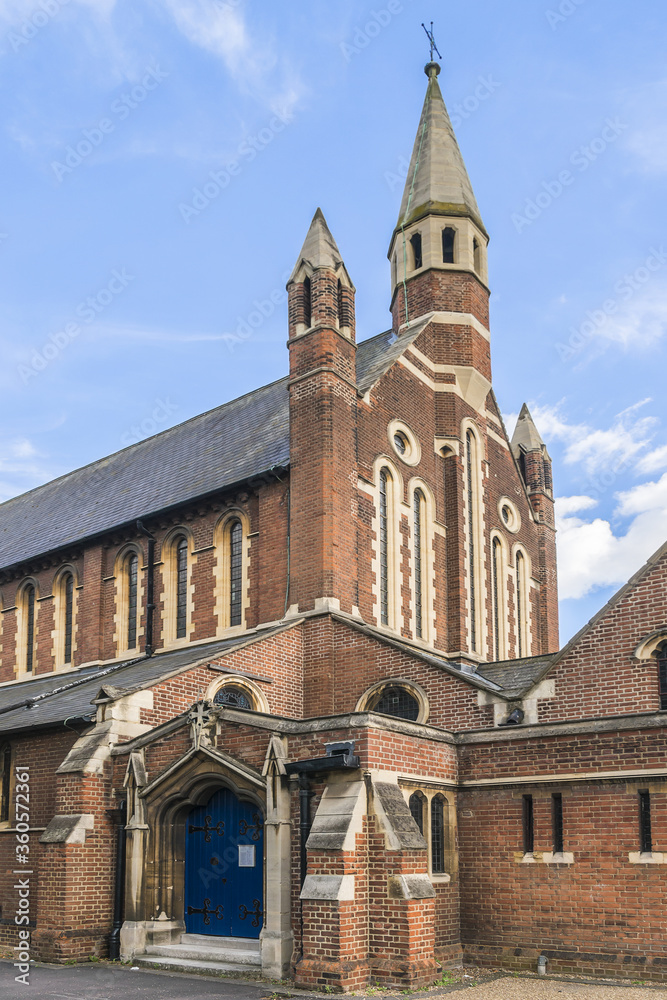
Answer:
[379,470,389,626]
[466,431,477,652]
[63,573,74,664]
[213,685,252,710]
[409,792,424,834]
[229,520,243,627]
[127,554,138,650]
[431,795,446,874]
[372,685,419,722]
[658,643,667,711]
[492,538,501,661]
[414,490,424,639]
[516,551,524,658]
[25,585,35,673]
[175,537,188,639]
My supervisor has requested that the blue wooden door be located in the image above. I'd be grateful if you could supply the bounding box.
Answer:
[185,788,264,938]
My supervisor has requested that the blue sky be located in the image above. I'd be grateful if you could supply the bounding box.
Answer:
[1,0,666,646]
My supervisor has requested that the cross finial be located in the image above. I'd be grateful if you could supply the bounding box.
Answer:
[422,21,442,64]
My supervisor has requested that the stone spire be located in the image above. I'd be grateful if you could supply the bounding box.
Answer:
[288,208,351,284]
[511,404,550,459]
[395,63,486,236]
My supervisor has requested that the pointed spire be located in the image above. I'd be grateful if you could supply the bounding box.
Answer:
[511,404,546,455]
[288,208,345,283]
[396,63,485,235]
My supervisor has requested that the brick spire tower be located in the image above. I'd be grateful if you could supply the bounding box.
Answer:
[286,209,358,616]
[388,61,490,339]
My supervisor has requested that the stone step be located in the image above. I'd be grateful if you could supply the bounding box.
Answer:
[144,942,261,966]
[134,954,259,976]
[180,932,260,953]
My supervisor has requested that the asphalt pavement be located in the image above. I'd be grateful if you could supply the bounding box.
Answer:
[0,961,284,1000]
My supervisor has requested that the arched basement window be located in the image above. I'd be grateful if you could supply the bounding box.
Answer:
[229,520,243,627]
[214,684,252,710]
[442,227,456,263]
[62,573,74,664]
[410,232,423,270]
[372,685,419,722]
[127,553,139,650]
[465,431,478,653]
[414,490,425,639]
[379,469,390,626]
[175,537,188,639]
[409,791,425,834]
[431,795,446,874]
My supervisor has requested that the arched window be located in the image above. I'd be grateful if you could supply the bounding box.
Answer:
[371,685,420,722]
[175,536,188,640]
[409,791,425,834]
[214,684,252,710]
[442,227,456,263]
[23,584,36,674]
[0,744,11,823]
[379,469,390,626]
[127,554,139,650]
[473,237,482,273]
[410,232,422,270]
[229,520,243,627]
[413,490,425,639]
[62,573,74,665]
[657,643,667,710]
[337,279,344,327]
[492,537,502,661]
[303,276,312,328]
[431,795,446,874]
[465,430,478,653]
[516,550,525,658]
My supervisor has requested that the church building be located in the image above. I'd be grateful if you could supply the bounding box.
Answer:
[0,60,666,989]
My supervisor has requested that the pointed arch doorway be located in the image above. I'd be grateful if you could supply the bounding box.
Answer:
[185,787,264,938]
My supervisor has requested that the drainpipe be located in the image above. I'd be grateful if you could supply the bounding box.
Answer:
[136,521,155,658]
[537,954,548,976]
[108,798,127,961]
[298,774,312,888]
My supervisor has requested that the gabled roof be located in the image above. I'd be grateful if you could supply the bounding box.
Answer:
[0,626,291,735]
[1,326,430,573]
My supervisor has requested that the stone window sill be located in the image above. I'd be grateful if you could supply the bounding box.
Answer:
[514,851,574,865]
[430,873,451,883]
[628,851,667,864]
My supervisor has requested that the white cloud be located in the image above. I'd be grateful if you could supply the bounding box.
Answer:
[593,284,667,350]
[556,500,667,601]
[526,401,656,476]
[637,444,667,474]
[554,495,598,517]
[161,0,302,118]
[0,438,57,503]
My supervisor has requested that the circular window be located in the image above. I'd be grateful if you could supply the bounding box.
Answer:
[213,685,252,709]
[371,685,420,721]
[497,497,520,533]
[394,432,407,456]
[388,420,421,466]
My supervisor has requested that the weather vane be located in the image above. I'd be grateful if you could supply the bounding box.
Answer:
[422,21,442,62]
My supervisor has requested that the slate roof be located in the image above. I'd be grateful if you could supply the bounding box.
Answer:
[476,654,556,699]
[0,330,417,573]
[0,628,288,735]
